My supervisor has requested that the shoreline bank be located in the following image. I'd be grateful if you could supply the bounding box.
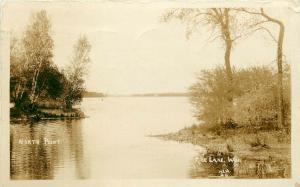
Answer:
[10,107,86,122]
[152,124,291,178]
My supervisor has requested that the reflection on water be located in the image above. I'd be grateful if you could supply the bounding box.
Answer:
[10,120,89,179]
[11,97,289,179]
[10,97,201,179]
[190,152,236,178]
[190,151,290,178]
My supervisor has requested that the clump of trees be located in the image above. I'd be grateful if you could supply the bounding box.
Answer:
[163,8,290,131]
[189,65,290,130]
[10,10,91,117]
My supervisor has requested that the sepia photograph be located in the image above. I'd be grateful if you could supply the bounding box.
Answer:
[1,1,299,184]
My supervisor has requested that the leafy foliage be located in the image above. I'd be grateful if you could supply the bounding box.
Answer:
[190,65,290,130]
[10,10,91,115]
[63,36,91,110]
[190,67,233,126]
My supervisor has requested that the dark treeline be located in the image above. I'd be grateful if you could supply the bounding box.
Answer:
[10,10,91,119]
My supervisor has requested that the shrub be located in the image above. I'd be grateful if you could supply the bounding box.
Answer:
[233,86,277,128]
[190,64,291,130]
[189,66,234,126]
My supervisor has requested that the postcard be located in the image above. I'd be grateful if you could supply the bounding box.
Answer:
[1,0,300,186]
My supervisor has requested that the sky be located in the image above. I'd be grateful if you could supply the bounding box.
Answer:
[1,2,299,94]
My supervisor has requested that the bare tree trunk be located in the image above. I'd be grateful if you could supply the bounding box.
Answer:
[29,70,38,104]
[223,9,234,123]
[277,23,285,129]
[225,39,233,103]
[260,9,285,129]
[29,61,42,105]
[238,8,286,129]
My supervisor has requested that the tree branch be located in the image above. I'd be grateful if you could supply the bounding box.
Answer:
[249,20,271,28]
[233,8,262,16]
[260,8,283,26]
[257,26,278,43]
[232,25,278,43]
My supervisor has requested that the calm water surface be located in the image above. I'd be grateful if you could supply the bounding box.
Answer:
[10,97,203,179]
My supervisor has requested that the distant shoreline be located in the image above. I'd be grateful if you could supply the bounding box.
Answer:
[106,95,189,98]
[83,92,190,98]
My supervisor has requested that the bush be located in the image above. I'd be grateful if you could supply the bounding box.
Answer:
[190,64,291,130]
[189,66,234,126]
[233,86,277,128]
[233,65,290,130]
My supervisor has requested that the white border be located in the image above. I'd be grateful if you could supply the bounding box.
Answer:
[1,1,300,187]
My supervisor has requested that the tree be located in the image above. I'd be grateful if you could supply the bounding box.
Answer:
[23,10,54,106]
[236,8,286,129]
[162,8,247,124]
[64,36,91,110]
[10,37,27,107]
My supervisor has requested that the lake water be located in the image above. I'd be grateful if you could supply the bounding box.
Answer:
[10,97,203,179]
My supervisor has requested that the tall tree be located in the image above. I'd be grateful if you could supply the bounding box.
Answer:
[237,8,285,129]
[10,36,27,106]
[23,10,54,106]
[162,8,246,124]
[64,35,91,110]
